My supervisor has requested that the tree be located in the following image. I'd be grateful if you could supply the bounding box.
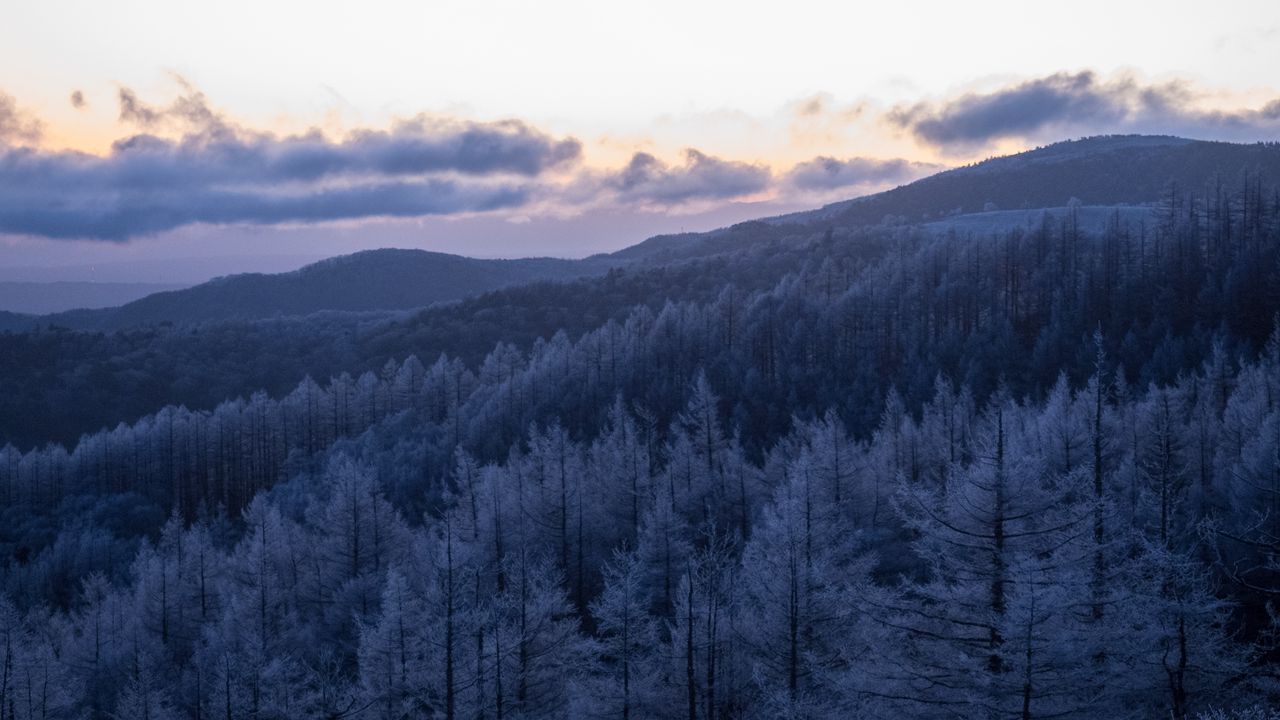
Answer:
[737,459,880,717]
[358,567,427,720]
[890,388,1097,717]
[1111,540,1250,719]
[587,548,659,720]
[667,372,728,524]
[492,554,592,718]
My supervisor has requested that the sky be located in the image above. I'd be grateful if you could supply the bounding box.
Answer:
[3,0,1280,282]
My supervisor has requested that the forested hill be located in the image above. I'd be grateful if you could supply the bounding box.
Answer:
[0,243,814,448]
[831,134,1280,224]
[6,135,1280,718]
[9,250,616,331]
[599,135,1280,263]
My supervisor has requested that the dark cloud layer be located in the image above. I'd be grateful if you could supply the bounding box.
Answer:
[94,120,582,186]
[0,159,529,240]
[107,84,582,180]
[0,130,556,240]
[0,86,584,240]
[890,71,1280,152]
[785,156,942,191]
[607,149,772,206]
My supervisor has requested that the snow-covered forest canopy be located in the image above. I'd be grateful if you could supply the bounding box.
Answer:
[6,170,1280,718]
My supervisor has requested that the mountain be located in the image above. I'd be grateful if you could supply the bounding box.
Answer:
[8,250,617,331]
[622,135,1280,262]
[826,134,1280,224]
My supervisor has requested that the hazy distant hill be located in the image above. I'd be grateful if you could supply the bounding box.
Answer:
[0,281,190,314]
[13,250,616,330]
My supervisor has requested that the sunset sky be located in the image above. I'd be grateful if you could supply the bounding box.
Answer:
[4,0,1280,281]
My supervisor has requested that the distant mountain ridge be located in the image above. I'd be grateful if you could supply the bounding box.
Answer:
[6,135,1279,331]
[9,250,619,331]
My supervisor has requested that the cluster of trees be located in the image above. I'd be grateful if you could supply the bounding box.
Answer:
[0,354,468,517]
[4,340,1280,718]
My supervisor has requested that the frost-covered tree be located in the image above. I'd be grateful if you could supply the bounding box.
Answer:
[890,388,1098,717]
[586,547,660,720]
[736,456,881,717]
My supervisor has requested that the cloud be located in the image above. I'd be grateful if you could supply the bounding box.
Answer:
[784,156,942,191]
[0,127,557,239]
[104,84,582,183]
[70,90,87,110]
[551,149,932,216]
[117,78,238,137]
[0,92,42,145]
[889,71,1280,153]
[0,158,529,240]
[117,88,166,128]
[0,87,582,240]
[604,149,771,206]
[789,93,865,122]
[111,80,590,180]
[97,122,581,186]
[786,93,868,148]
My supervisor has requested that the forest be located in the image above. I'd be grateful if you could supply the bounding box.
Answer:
[4,170,1280,718]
